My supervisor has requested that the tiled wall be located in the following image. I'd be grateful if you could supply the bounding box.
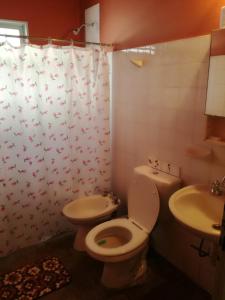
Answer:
[111,35,225,293]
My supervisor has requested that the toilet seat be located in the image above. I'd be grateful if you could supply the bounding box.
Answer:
[85,218,148,258]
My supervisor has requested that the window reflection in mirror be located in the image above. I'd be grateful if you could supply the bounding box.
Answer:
[205,29,225,117]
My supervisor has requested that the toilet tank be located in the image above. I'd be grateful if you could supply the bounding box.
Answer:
[129,165,181,223]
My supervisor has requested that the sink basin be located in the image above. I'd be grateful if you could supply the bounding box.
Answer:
[169,185,225,240]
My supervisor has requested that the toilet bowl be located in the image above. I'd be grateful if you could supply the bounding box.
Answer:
[63,194,119,251]
[85,218,148,263]
[85,165,181,288]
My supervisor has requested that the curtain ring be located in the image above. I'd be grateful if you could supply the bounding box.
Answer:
[48,37,52,45]
[24,38,29,45]
[21,37,29,47]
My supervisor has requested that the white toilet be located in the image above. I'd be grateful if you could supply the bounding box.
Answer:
[85,165,181,288]
[63,194,120,251]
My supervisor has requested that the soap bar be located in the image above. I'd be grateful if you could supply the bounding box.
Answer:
[209,136,222,141]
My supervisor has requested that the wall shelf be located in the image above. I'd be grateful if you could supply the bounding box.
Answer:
[205,115,225,147]
[185,146,212,159]
[205,138,225,147]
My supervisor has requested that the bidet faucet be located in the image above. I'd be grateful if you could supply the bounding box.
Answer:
[102,191,121,206]
[211,176,225,196]
[109,192,121,206]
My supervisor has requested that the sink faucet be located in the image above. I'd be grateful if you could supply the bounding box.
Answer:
[211,176,225,196]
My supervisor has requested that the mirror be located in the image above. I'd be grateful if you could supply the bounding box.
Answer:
[205,29,225,117]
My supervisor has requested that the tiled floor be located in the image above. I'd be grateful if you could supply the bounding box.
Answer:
[0,233,211,300]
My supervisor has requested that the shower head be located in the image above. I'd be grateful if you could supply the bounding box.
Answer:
[73,22,96,35]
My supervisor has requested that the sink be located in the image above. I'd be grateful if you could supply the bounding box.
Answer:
[169,185,225,240]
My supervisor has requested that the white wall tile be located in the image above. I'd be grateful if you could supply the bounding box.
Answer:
[111,34,225,293]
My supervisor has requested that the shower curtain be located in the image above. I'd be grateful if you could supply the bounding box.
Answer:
[0,42,111,256]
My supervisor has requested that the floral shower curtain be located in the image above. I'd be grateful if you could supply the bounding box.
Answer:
[0,42,111,256]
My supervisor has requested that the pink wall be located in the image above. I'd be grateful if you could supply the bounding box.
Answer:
[83,0,225,50]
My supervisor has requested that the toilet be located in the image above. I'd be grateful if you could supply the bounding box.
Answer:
[85,165,181,288]
[62,194,120,251]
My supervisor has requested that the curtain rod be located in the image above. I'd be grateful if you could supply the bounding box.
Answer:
[0,34,113,47]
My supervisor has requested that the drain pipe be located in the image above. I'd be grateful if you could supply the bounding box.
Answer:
[190,238,210,257]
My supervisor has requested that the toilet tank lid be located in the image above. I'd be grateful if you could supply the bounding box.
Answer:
[134,165,181,187]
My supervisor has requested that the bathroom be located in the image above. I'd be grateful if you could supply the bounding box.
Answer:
[1,0,225,299]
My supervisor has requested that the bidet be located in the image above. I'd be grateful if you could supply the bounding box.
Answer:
[63,194,120,251]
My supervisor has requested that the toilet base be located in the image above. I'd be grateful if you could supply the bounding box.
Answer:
[101,247,148,289]
[74,225,93,251]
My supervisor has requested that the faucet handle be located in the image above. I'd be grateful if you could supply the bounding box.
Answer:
[211,180,223,196]
[212,179,220,187]
[221,176,225,186]
[102,191,121,206]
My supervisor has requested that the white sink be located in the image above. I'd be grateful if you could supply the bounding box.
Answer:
[169,185,225,240]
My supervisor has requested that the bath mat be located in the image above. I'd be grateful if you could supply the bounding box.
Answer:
[0,256,71,300]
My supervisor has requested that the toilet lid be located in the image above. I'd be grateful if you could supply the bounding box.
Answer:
[128,166,160,233]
